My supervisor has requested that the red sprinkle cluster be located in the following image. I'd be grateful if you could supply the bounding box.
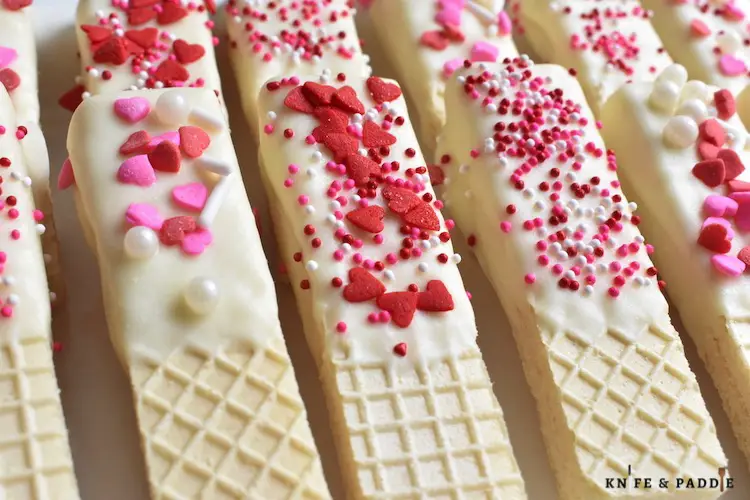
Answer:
[444,58,661,297]
[225,0,358,63]
[264,75,457,354]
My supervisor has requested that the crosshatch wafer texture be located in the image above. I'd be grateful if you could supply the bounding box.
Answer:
[0,337,79,499]
[130,337,328,500]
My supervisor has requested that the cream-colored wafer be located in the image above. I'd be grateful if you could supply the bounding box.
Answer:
[62,0,222,112]
[65,88,329,499]
[256,72,526,499]
[642,0,750,95]
[602,63,750,474]
[736,83,750,130]
[225,0,371,137]
[0,86,79,500]
[519,0,672,115]
[367,0,518,157]
[436,59,727,499]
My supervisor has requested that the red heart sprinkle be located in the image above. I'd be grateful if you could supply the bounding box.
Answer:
[322,132,359,163]
[129,0,161,8]
[714,89,736,120]
[284,86,314,113]
[382,185,421,214]
[346,206,385,233]
[148,141,181,173]
[128,7,157,26]
[160,216,196,246]
[154,59,190,83]
[428,164,445,185]
[344,154,381,186]
[312,107,349,141]
[1,0,32,11]
[699,119,726,147]
[332,86,365,115]
[158,2,189,25]
[728,179,750,192]
[738,246,750,269]
[362,120,396,148]
[698,224,732,254]
[126,27,159,49]
[420,30,449,50]
[366,76,402,104]
[58,85,86,112]
[302,81,336,106]
[93,37,130,65]
[343,268,386,302]
[173,39,206,64]
[692,159,726,187]
[718,149,745,180]
[119,130,152,156]
[81,25,112,44]
[377,292,418,328]
[179,126,211,158]
[417,280,454,312]
[697,141,720,160]
[442,23,465,42]
[393,342,407,357]
[0,69,20,93]
[403,202,441,231]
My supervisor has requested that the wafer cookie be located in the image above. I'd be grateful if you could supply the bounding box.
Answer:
[0,85,79,500]
[366,0,518,157]
[519,0,672,115]
[64,88,329,499]
[436,59,727,499]
[602,63,750,472]
[256,72,527,499]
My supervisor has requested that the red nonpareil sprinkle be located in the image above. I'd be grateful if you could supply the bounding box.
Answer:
[393,342,407,357]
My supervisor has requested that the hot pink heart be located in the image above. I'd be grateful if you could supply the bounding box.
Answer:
[113,97,151,124]
[719,54,747,76]
[117,155,156,187]
[182,228,213,255]
[172,182,208,212]
[0,46,17,69]
[703,194,738,217]
[125,203,164,230]
[470,41,499,63]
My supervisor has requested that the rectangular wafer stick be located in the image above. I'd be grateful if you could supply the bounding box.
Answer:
[65,88,330,499]
[225,0,371,136]
[601,64,750,474]
[0,86,79,500]
[518,0,673,115]
[366,0,518,156]
[256,73,527,498]
[436,60,727,499]
[641,0,750,95]
[62,0,223,112]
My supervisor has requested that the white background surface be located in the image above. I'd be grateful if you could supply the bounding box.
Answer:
[29,0,749,498]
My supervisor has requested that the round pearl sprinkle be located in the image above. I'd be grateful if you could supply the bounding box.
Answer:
[184,277,220,315]
[675,99,708,123]
[648,81,680,113]
[123,227,159,259]
[662,116,699,148]
[655,64,688,88]
[679,80,708,104]
[155,91,189,124]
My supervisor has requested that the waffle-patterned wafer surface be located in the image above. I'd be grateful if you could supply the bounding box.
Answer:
[65,88,328,499]
[436,60,727,499]
[0,86,79,500]
[602,68,750,472]
[256,74,527,498]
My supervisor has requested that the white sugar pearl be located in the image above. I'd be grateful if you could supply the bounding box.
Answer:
[679,80,708,104]
[649,81,681,113]
[718,31,742,54]
[155,91,189,124]
[123,227,159,259]
[190,107,225,132]
[656,64,688,88]
[663,116,699,148]
[184,277,220,315]
[675,99,708,122]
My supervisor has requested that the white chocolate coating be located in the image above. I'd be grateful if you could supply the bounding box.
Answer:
[0,4,37,124]
[368,0,519,156]
[67,88,279,365]
[520,0,673,115]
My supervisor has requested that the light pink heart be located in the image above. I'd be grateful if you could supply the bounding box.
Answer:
[443,58,464,77]
[703,194,738,217]
[470,41,499,63]
[0,47,17,69]
[172,182,208,212]
[703,217,735,238]
[719,54,747,76]
[182,228,213,255]
[58,157,75,190]
[117,155,156,187]
[114,97,151,124]
[497,11,512,35]
[711,254,746,276]
[149,131,180,148]
[435,5,461,26]
[125,203,164,230]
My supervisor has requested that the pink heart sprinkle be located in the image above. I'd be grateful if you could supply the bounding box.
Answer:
[443,57,464,77]
[703,217,735,239]
[114,97,151,124]
[690,19,711,37]
[711,254,746,276]
[735,202,750,231]
[117,155,156,187]
[724,4,745,21]
[435,5,462,26]
[125,203,163,230]
[729,191,750,203]
[57,157,75,190]
[470,41,499,63]
[182,228,213,255]
[704,194,738,217]
[172,182,208,212]
[0,47,17,69]
[497,11,512,35]
[149,131,180,148]
[719,54,747,76]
